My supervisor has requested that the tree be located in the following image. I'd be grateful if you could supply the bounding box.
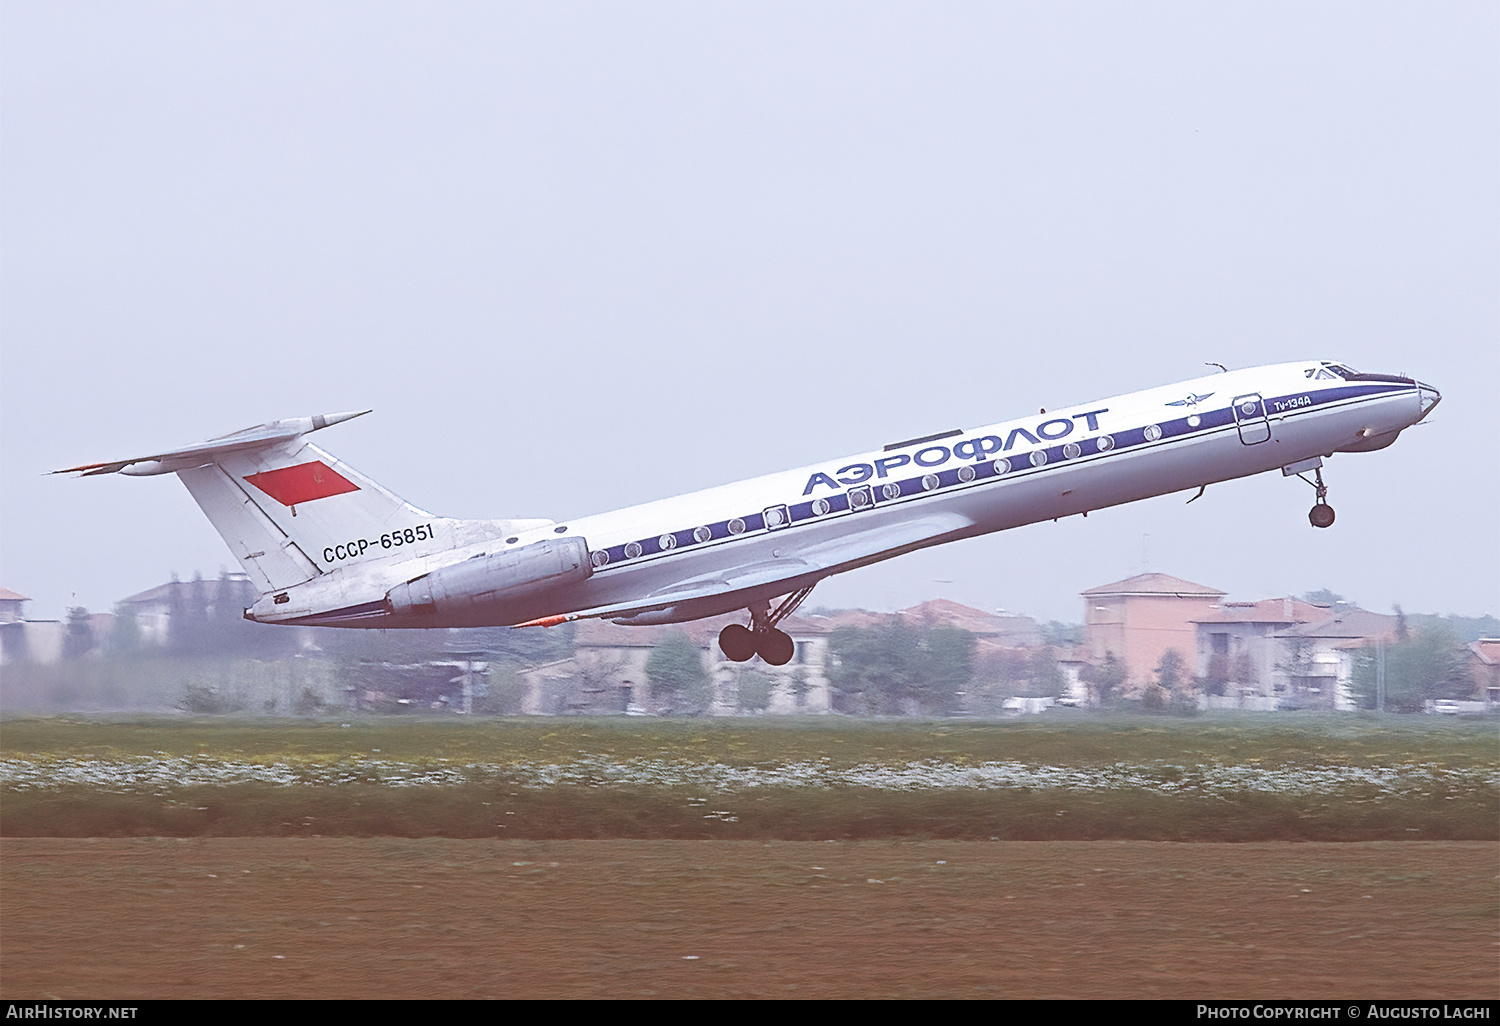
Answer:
[1349,623,1474,712]
[63,607,95,660]
[1201,651,1231,697]
[1079,650,1127,707]
[1154,648,1189,693]
[533,653,626,715]
[924,626,975,713]
[825,622,906,715]
[165,573,185,650]
[645,632,712,715]
[786,667,810,710]
[107,602,143,657]
[971,646,1031,714]
[1028,647,1068,700]
[169,573,211,654]
[208,569,275,655]
[736,670,773,713]
[293,687,326,715]
[825,618,974,715]
[478,663,530,715]
[1040,621,1084,647]
[467,621,576,666]
[1151,648,1195,714]
[1435,613,1500,644]
[321,624,452,666]
[1302,589,1356,613]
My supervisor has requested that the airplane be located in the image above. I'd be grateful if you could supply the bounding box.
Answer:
[54,360,1440,665]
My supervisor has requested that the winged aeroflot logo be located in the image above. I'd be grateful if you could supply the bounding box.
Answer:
[1165,392,1215,409]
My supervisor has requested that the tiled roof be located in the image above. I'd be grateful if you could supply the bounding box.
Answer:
[1081,572,1225,598]
[1194,598,1329,625]
[1276,609,1399,642]
[890,598,1035,636]
[1469,640,1500,666]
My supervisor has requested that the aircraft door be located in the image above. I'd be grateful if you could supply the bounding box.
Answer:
[1232,393,1271,445]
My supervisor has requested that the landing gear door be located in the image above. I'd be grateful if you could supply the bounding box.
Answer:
[1232,393,1271,445]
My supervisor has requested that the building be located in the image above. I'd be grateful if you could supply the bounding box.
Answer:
[1082,573,1226,691]
[117,573,260,647]
[116,573,316,654]
[0,588,63,665]
[0,588,27,624]
[515,598,1037,716]
[1080,572,1411,710]
[1270,608,1400,710]
[889,598,1041,647]
[1468,639,1500,707]
[521,613,831,715]
[1191,597,1330,709]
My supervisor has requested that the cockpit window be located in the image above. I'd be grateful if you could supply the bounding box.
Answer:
[1320,361,1414,386]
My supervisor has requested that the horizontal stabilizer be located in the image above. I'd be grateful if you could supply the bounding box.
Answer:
[49,409,451,594]
[51,411,370,477]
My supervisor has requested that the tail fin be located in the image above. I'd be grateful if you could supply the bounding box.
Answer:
[54,411,437,592]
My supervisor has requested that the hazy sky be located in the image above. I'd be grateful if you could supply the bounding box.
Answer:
[3,2,1496,626]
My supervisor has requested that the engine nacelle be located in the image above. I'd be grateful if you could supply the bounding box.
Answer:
[384,536,592,619]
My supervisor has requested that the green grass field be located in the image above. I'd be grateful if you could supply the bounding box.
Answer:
[3,713,1495,840]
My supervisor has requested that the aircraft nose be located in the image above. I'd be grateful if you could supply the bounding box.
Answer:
[1416,381,1442,421]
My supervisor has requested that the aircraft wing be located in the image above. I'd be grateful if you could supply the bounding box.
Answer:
[517,511,974,627]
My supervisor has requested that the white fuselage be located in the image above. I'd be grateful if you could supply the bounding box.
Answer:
[248,361,1438,629]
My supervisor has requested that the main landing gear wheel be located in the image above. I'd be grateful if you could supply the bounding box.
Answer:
[716,624,795,665]
[1308,503,1336,529]
[718,623,757,662]
[717,587,816,665]
[755,628,795,666]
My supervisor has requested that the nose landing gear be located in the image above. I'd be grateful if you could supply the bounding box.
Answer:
[1292,463,1336,529]
[718,586,814,665]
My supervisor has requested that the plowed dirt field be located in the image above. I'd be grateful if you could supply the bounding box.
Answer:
[2,838,1494,999]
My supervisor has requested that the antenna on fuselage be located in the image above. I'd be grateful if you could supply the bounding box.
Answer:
[1206,362,1228,373]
